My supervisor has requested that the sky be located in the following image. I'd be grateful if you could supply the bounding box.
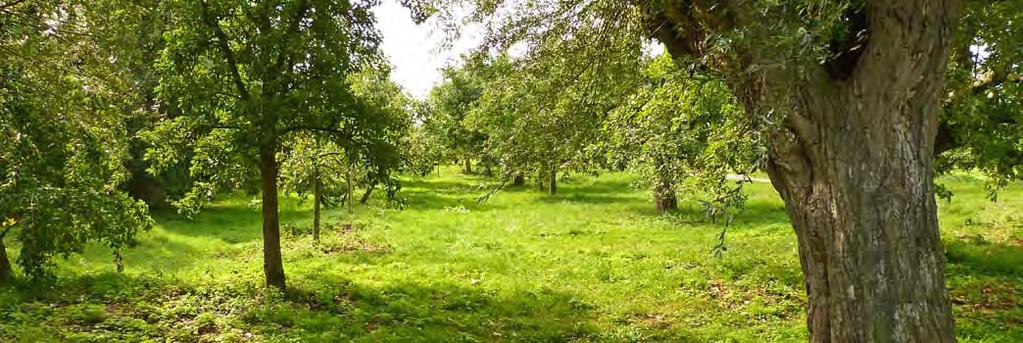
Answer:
[371,0,483,99]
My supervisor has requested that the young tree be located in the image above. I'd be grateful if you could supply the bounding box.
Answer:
[414,0,965,339]
[146,0,384,289]
[279,69,411,243]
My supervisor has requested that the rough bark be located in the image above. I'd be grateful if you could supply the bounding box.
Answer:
[757,3,957,341]
[259,146,286,289]
[649,1,958,341]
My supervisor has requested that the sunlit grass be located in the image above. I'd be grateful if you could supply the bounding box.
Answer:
[0,167,1019,342]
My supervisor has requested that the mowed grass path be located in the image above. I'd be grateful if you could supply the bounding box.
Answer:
[1,168,1020,342]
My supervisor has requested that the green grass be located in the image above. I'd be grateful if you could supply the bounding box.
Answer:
[1,167,1020,342]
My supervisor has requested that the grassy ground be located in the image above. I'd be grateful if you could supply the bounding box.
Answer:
[0,167,1020,342]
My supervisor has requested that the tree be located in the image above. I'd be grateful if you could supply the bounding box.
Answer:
[146,0,384,289]
[936,0,1022,196]
[428,61,490,174]
[279,69,411,243]
[1,0,153,281]
[418,0,964,339]
[602,54,756,213]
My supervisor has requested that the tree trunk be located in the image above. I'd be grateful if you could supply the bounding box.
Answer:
[752,4,956,340]
[548,166,557,195]
[360,184,375,205]
[312,174,321,244]
[650,1,958,341]
[259,146,286,289]
[463,157,472,174]
[513,173,525,186]
[0,234,12,282]
[653,181,677,213]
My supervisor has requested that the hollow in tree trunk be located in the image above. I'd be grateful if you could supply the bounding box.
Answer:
[259,146,286,289]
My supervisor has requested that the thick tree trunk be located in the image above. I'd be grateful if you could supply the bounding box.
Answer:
[649,1,958,341]
[513,173,525,186]
[754,3,957,340]
[653,181,677,213]
[0,235,11,282]
[259,147,286,289]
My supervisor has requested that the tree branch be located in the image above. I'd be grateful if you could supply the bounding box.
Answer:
[0,0,26,10]
[198,0,250,101]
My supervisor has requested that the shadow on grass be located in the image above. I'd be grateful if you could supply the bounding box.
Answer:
[0,272,598,342]
[945,239,1023,279]
[154,203,308,244]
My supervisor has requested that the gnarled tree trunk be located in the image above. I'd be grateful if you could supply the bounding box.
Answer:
[648,1,958,341]
[750,3,957,341]
[259,146,286,289]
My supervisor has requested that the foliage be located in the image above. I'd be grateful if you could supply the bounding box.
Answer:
[938,0,1023,197]
[0,0,154,279]
[601,53,759,211]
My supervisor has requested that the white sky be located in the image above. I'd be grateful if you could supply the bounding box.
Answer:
[371,0,483,99]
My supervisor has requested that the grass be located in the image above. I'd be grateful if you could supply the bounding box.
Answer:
[0,167,1020,342]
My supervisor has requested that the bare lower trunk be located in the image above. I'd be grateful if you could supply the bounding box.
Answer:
[548,166,557,195]
[313,176,321,244]
[653,182,677,213]
[463,158,472,174]
[259,147,286,289]
[0,234,11,282]
[513,173,525,186]
[360,184,375,205]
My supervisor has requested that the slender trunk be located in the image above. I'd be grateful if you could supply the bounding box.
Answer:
[312,150,321,244]
[484,162,493,176]
[113,249,124,273]
[463,157,472,174]
[313,175,321,244]
[548,166,557,195]
[513,173,525,186]
[360,184,375,205]
[259,146,286,289]
[346,162,354,214]
[0,234,11,282]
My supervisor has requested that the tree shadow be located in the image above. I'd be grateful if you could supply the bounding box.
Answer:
[0,272,599,342]
[945,238,1023,279]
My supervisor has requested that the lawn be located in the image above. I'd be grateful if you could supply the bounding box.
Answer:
[1,167,1020,342]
